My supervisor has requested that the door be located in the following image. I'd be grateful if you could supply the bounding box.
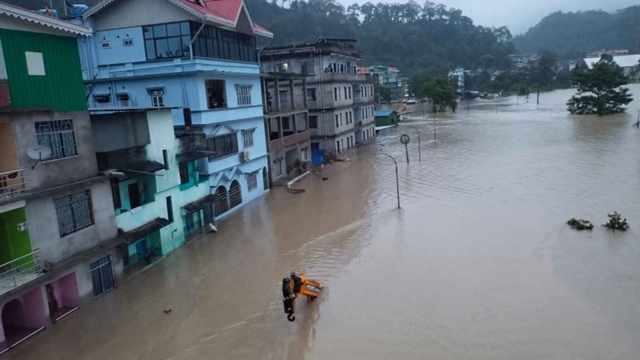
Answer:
[135,240,148,262]
[128,183,141,209]
[90,256,114,297]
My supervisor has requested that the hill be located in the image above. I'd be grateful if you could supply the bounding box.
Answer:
[5,0,514,75]
[513,6,640,56]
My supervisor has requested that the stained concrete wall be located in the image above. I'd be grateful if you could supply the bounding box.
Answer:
[25,181,116,265]
[91,112,151,152]
[11,110,98,190]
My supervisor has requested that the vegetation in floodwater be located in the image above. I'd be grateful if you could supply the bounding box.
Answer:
[602,212,629,231]
[567,218,594,230]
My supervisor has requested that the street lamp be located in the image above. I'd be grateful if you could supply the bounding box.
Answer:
[375,152,401,209]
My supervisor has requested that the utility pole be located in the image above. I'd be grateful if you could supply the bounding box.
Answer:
[376,152,401,209]
[414,128,421,162]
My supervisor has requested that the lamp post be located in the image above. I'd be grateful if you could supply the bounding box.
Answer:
[376,152,401,209]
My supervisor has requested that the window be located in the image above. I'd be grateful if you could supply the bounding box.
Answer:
[206,80,226,108]
[343,87,347,100]
[150,89,164,107]
[206,134,238,160]
[143,22,190,60]
[348,87,352,99]
[278,63,289,72]
[301,148,309,162]
[301,60,315,75]
[123,38,134,47]
[94,94,110,104]
[100,42,111,49]
[336,141,340,153]
[339,113,343,126]
[35,120,77,160]
[191,23,257,62]
[54,190,94,237]
[179,162,190,185]
[247,171,257,191]
[162,149,169,170]
[334,87,338,101]
[309,115,318,129]
[117,93,130,106]
[311,142,320,151]
[25,52,45,76]
[307,88,316,101]
[236,85,252,106]
[166,196,174,223]
[335,114,339,127]
[242,129,254,148]
[274,159,283,177]
[340,64,344,73]
[279,90,289,105]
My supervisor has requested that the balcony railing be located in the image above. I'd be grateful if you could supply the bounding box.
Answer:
[0,169,29,201]
[0,250,44,295]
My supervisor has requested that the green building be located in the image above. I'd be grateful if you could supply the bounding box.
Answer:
[374,110,399,127]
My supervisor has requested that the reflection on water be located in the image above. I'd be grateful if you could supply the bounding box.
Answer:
[8,87,640,360]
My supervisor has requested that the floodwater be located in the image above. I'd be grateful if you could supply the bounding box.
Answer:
[8,86,640,360]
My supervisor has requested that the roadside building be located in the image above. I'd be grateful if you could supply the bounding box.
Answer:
[578,54,640,82]
[90,108,212,273]
[261,73,310,185]
[261,38,376,155]
[369,66,401,102]
[75,0,273,220]
[374,110,399,127]
[0,3,121,352]
[448,67,465,91]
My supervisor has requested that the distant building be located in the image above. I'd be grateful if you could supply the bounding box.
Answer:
[260,72,311,185]
[261,38,376,155]
[369,66,402,101]
[374,110,398,127]
[448,67,465,91]
[0,2,121,349]
[578,54,640,82]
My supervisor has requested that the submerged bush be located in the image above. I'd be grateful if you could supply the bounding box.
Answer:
[602,212,629,231]
[567,218,594,230]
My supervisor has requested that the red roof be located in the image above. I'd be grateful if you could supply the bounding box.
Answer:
[179,0,272,37]
[357,67,370,74]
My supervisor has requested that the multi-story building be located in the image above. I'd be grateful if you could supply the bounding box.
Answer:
[0,3,121,351]
[75,0,273,220]
[369,65,401,101]
[448,67,465,91]
[261,38,376,155]
[90,108,211,272]
[261,73,310,185]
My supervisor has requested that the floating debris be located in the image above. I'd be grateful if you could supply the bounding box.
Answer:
[164,308,172,314]
[603,211,629,231]
[567,218,594,230]
[286,188,305,195]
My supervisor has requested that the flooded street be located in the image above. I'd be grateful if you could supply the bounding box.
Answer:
[8,87,640,360]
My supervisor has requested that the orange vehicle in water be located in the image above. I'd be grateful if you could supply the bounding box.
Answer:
[282,273,324,322]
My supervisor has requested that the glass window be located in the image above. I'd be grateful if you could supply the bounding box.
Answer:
[168,37,182,57]
[153,24,167,38]
[206,134,238,160]
[145,40,156,60]
[54,190,94,237]
[36,119,77,160]
[206,80,226,109]
[309,115,318,129]
[155,38,169,59]
[307,88,316,101]
[144,26,153,39]
[247,172,257,191]
[167,23,180,37]
[236,85,252,106]
[181,22,191,35]
[182,36,191,54]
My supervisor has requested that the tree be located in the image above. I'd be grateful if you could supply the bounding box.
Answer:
[374,83,391,103]
[423,76,456,112]
[532,54,556,104]
[567,56,633,116]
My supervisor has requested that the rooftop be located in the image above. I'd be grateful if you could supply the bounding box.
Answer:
[583,54,640,69]
[375,110,396,117]
[0,2,92,36]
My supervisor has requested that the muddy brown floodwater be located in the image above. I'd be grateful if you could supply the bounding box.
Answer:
[8,87,640,360]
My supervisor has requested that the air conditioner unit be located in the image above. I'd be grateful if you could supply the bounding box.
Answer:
[240,150,251,162]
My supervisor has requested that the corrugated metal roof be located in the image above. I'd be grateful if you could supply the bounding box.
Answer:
[0,2,92,36]
[583,54,640,69]
[375,110,395,117]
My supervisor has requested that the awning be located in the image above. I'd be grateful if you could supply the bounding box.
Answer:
[120,161,166,180]
[182,195,216,213]
[177,151,209,163]
[120,218,170,245]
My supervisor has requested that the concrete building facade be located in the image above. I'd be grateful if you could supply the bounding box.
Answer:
[260,38,376,155]
[0,4,121,353]
[75,0,274,220]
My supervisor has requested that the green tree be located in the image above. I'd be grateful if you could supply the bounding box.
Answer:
[532,54,556,104]
[374,83,391,103]
[567,56,633,116]
[423,77,457,112]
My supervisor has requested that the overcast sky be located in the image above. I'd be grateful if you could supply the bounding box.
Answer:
[339,0,639,35]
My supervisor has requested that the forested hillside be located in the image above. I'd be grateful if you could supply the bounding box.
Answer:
[6,0,514,75]
[513,6,640,56]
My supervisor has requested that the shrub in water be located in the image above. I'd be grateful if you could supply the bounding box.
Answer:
[567,218,594,230]
[602,212,629,231]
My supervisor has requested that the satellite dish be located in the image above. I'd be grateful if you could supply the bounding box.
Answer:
[27,145,52,161]
[27,145,52,169]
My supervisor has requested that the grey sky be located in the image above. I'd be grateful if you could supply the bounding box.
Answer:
[338,0,639,35]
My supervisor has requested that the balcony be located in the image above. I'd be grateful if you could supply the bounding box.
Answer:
[0,169,29,202]
[191,105,263,125]
[116,200,159,234]
[269,131,310,152]
[0,250,44,296]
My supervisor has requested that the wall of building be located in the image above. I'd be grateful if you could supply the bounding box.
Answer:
[25,181,117,265]
[91,112,151,152]
[91,0,197,31]
[0,122,18,173]
[0,29,86,112]
[0,207,32,267]
[92,26,147,67]
[12,111,99,190]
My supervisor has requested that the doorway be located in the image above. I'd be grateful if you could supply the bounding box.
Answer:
[90,256,114,297]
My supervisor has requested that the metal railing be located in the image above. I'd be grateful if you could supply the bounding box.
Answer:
[0,249,44,292]
[0,168,29,201]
